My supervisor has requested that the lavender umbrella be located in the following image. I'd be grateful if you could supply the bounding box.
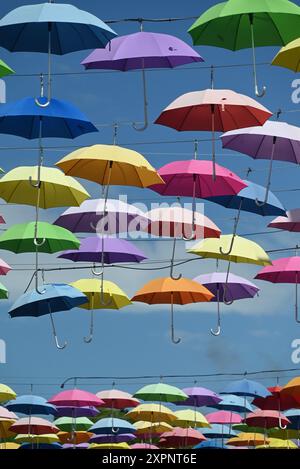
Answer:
[221,121,300,206]
[54,198,147,235]
[89,433,136,444]
[175,387,222,407]
[82,30,203,131]
[194,273,259,336]
[55,406,99,418]
[63,443,89,449]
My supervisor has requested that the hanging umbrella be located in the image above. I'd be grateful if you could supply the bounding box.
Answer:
[69,278,131,343]
[252,385,300,412]
[89,442,131,449]
[257,438,297,449]
[0,2,116,103]
[0,383,16,402]
[155,90,271,178]
[221,121,300,205]
[6,395,57,416]
[133,383,188,403]
[96,390,140,410]
[206,411,242,425]
[55,406,99,418]
[131,277,214,344]
[9,283,88,349]
[0,406,17,420]
[175,387,222,408]
[0,443,20,450]
[62,443,87,449]
[0,259,11,276]
[54,417,93,432]
[0,59,14,78]
[21,442,62,450]
[221,378,271,398]
[48,389,104,408]
[89,418,136,436]
[188,0,300,96]
[194,272,259,335]
[14,433,60,444]
[173,410,210,428]
[201,424,237,439]
[0,418,16,439]
[126,403,177,425]
[227,432,267,448]
[269,209,300,232]
[10,417,59,435]
[159,427,206,448]
[90,434,136,444]
[82,30,203,131]
[58,431,93,445]
[212,394,254,413]
[284,409,300,429]
[255,257,300,323]
[134,421,173,436]
[0,283,8,301]
[244,410,290,429]
[194,440,228,449]
[131,443,159,449]
[272,38,300,72]
[54,198,147,235]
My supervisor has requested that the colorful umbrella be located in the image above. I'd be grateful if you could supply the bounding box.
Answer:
[90,433,136,444]
[227,432,267,448]
[252,385,300,412]
[0,383,16,402]
[245,410,290,429]
[134,421,173,436]
[272,38,300,72]
[55,406,99,418]
[14,433,60,444]
[284,409,300,429]
[10,417,59,435]
[9,283,88,349]
[159,427,206,448]
[6,395,57,416]
[0,406,17,420]
[255,257,300,322]
[126,404,177,424]
[48,389,104,408]
[89,442,131,449]
[70,278,131,343]
[194,272,259,335]
[89,418,136,436]
[206,411,242,425]
[54,417,93,432]
[131,277,214,344]
[213,394,253,413]
[62,443,87,449]
[0,259,11,275]
[173,409,210,428]
[194,440,227,449]
[257,438,298,449]
[221,121,300,205]
[0,59,14,78]
[0,443,20,450]
[269,209,300,232]
[175,386,222,407]
[131,443,159,449]
[201,424,237,439]
[96,390,140,410]
[188,0,300,96]
[82,30,203,130]
[133,383,188,403]
[58,431,93,445]
[21,442,62,450]
[155,90,271,177]
[221,378,271,398]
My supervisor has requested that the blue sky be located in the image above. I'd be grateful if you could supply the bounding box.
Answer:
[1,0,300,398]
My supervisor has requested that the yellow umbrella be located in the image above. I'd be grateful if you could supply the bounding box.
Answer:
[272,39,300,72]
[257,438,297,449]
[173,409,210,428]
[0,384,16,402]
[227,432,268,447]
[70,278,131,343]
[134,421,173,435]
[0,419,16,439]
[14,433,60,444]
[0,166,89,208]
[126,404,177,424]
[0,442,20,450]
[89,442,131,450]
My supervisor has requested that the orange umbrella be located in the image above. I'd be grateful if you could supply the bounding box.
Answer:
[58,431,93,444]
[281,377,300,403]
[131,277,214,344]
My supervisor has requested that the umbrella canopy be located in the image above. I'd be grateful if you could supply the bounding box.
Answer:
[221,378,271,398]
[6,395,57,416]
[90,433,136,444]
[0,419,16,439]
[0,166,90,208]
[54,417,93,432]
[133,421,173,435]
[89,442,131,450]
[0,59,14,78]
[206,411,242,425]
[269,209,300,232]
[252,385,300,412]
[0,96,98,139]
[48,389,104,408]
[131,443,159,449]
[54,198,147,234]
[14,433,60,444]
[159,427,206,447]
[175,386,222,407]
[281,377,300,403]
[0,383,16,402]
[126,403,177,424]
[0,259,11,275]
[96,390,140,410]
[0,2,116,53]
[257,438,298,449]
[56,145,163,187]
[10,417,59,435]
[58,431,93,444]
[0,283,8,300]
[55,406,99,418]
[272,38,300,72]
[89,418,136,435]
[245,410,291,428]
[202,424,237,439]
[62,443,87,449]
[0,406,17,420]
[59,237,147,264]
[131,277,214,344]
[21,442,62,450]
[213,394,253,413]
[227,432,267,447]
[173,409,210,428]
[0,443,20,450]
[133,383,188,403]
[194,440,227,449]
[284,409,300,429]
[0,221,79,253]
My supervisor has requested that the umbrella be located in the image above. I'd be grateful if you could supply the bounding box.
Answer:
[0,59,14,78]
[206,411,242,425]
[213,394,254,413]
[194,272,259,335]
[96,390,140,410]
[82,30,203,131]
[54,417,93,432]
[0,443,20,450]
[89,418,136,436]
[54,198,147,235]
[21,442,62,450]
[173,409,210,428]
[90,434,136,444]
[150,159,246,237]
[188,0,300,96]
[69,278,131,343]
[0,281,9,300]
[201,423,237,439]
[6,395,57,416]
[272,38,300,72]
[284,409,300,429]
[89,442,131,449]
[175,386,222,407]
[14,433,60,444]
[0,406,17,420]
[255,257,300,323]
[257,438,298,449]
[194,440,227,449]
[159,427,206,448]
[127,404,177,425]
[62,443,87,449]
[155,90,271,178]
[244,410,290,429]
[227,432,267,448]
[131,277,214,344]
[9,283,88,349]
[143,205,221,280]
[48,389,104,408]
[269,208,300,232]
[131,443,159,449]
[133,383,188,403]
[58,431,93,445]
[0,418,16,439]
[55,406,99,418]
[134,421,173,436]
[221,121,300,205]
[205,179,285,255]
[0,383,16,402]
[0,2,116,102]
[10,417,59,435]
[221,378,271,398]
[252,385,300,413]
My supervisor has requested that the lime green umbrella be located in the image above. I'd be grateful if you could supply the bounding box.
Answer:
[0,59,14,78]
[54,417,93,432]
[133,383,188,403]
[188,0,300,96]
[0,282,8,300]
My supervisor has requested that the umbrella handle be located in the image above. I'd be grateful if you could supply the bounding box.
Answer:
[49,311,67,350]
[249,15,266,98]
[211,289,221,336]
[84,309,94,344]
[211,104,216,181]
[34,237,46,247]
[132,68,149,131]
[91,264,104,276]
[170,238,182,281]
[182,230,196,242]
[100,278,113,307]
[255,136,276,207]
[35,97,51,108]
[220,235,235,256]
[170,298,181,344]
[29,176,41,188]
[220,200,242,256]
[296,281,300,324]
[222,262,234,305]
[182,175,196,241]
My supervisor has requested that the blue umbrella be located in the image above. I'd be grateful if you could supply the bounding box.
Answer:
[6,395,57,416]
[9,283,88,349]
[221,379,271,399]
[20,443,62,450]
[201,424,237,439]
[89,418,136,435]
[194,439,228,449]
[285,409,300,429]
[212,394,253,413]
[0,2,117,102]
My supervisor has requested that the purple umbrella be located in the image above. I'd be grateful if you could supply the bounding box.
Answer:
[55,406,99,418]
[89,433,136,444]
[82,30,203,131]
[54,198,147,235]
[63,443,89,450]
[194,273,259,336]
[221,121,300,206]
[175,387,222,407]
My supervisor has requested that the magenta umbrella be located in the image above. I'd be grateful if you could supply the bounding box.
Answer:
[131,443,159,449]
[82,30,203,131]
[48,390,104,408]
[206,410,242,425]
[255,257,300,323]
[269,209,300,232]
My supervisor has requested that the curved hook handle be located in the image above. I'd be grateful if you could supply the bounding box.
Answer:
[211,325,221,336]
[170,299,181,345]
[255,85,266,98]
[182,230,196,242]
[169,237,182,281]
[211,290,221,336]
[249,15,266,99]
[84,309,94,344]
[170,271,182,281]
[132,68,148,132]
[35,97,51,108]
[36,284,46,295]
[29,176,40,188]
[91,265,103,276]
[111,426,119,434]
[220,240,235,256]
[54,336,67,350]
[278,419,287,430]
[171,333,182,344]
[255,194,269,208]
[34,237,46,247]
[49,312,67,350]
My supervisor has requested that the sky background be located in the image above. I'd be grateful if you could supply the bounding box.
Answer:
[1,0,300,398]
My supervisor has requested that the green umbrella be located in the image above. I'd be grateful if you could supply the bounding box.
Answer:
[188,0,300,97]
[54,417,93,432]
[0,59,14,78]
[0,282,8,300]
[133,383,188,403]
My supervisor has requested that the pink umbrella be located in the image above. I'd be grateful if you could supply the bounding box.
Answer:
[131,443,159,449]
[244,410,290,429]
[155,89,272,178]
[10,417,59,435]
[269,209,300,232]
[159,427,206,448]
[48,389,104,408]
[255,257,300,323]
[96,390,140,410]
[206,410,242,425]
[143,206,221,280]
[0,258,11,275]
[0,406,17,420]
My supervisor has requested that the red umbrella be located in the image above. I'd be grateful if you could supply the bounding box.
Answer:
[253,386,300,412]
[158,427,206,448]
[244,410,290,429]
[269,209,300,232]
[10,417,59,435]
